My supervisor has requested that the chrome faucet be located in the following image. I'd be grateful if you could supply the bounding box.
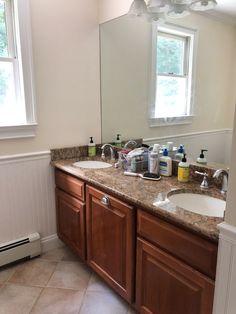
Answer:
[195,171,209,189]
[124,140,137,149]
[213,169,229,195]
[101,144,116,161]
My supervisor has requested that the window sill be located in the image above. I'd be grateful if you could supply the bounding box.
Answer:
[149,115,194,127]
[0,124,37,140]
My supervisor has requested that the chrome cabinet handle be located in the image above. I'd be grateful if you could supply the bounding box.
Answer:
[101,195,110,206]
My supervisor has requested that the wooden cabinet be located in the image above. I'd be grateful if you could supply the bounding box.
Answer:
[136,238,215,314]
[55,169,86,261]
[54,169,218,314]
[56,188,86,260]
[136,209,217,314]
[86,185,135,303]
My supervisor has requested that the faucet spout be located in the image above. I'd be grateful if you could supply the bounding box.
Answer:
[101,144,116,161]
[213,169,229,195]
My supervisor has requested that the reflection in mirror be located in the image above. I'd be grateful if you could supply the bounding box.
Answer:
[100,13,236,166]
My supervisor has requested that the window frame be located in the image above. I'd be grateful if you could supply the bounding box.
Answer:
[0,0,37,140]
[148,23,197,127]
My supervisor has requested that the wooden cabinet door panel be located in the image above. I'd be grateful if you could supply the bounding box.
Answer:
[56,188,85,260]
[136,238,214,314]
[86,185,135,302]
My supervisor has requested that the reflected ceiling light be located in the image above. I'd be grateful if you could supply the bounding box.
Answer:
[128,0,218,22]
[167,4,190,18]
[148,0,169,13]
[128,0,147,17]
[190,0,217,11]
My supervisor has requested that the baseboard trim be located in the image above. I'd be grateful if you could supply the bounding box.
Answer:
[40,234,64,253]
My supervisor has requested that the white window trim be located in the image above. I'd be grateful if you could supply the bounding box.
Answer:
[148,23,198,128]
[0,0,37,140]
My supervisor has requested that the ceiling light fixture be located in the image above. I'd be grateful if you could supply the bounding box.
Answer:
[128,0,218,22]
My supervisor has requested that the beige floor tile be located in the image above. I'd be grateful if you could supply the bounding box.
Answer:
[61,247,82,262]
[87,273,112,294]
[47,261,91,290]
[0,265,17,284]
[127,307,137,314]
[41,247,66,262]
[30,287,84,314]
[79,290,128,314]
[0,283,41,314]
[9,258,57,287]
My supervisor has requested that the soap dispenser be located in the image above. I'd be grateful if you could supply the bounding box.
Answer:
[178,154,190,183]
[115,134,122,148]
[88,137,96,157]
[159,148,172,177]
[197,149,208,165]
[175,144,185,161]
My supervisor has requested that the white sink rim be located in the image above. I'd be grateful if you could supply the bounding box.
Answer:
[73,160,112,169]
[167,192,225,218]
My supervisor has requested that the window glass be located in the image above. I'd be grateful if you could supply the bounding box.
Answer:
[157,33,185,76]
[0,0,8,57]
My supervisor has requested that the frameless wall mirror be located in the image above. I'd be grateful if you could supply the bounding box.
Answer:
[100,12,236,166]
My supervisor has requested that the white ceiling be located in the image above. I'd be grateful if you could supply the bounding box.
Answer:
[208,0,236,24]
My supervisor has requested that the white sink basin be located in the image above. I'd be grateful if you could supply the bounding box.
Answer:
[73,160,112,169]
[168,193,226,218]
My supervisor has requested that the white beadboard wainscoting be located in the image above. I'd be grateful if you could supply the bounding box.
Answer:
[213,222,236,314]
[144,129,232,165]
[0,151,62,253]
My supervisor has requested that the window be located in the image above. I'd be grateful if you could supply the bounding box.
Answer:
[149,24,197,127]
[0,0,36,139]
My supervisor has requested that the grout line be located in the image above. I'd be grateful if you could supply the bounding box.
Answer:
[77,271,93,314]
[28,286,44,314]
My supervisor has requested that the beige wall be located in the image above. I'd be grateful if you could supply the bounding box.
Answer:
[0,0,101,156]
[101,14,236,143]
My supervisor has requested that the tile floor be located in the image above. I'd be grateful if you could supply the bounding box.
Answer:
[0,246,136,314]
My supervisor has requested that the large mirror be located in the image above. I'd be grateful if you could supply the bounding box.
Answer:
[100,12,236,166]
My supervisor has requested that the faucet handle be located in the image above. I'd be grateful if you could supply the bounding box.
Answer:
[195,171,209,189]
[195,171,208,177]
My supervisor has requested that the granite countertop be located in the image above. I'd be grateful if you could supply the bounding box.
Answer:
[52,157,225,242]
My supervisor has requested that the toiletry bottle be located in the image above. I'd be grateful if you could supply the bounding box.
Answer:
[178,154,190,183]
[197,149,208,165]
[159,148,172,177]
[115,134,122,148]
[148,144,160,175]
[175,144,185,161]
[88,137,96,157]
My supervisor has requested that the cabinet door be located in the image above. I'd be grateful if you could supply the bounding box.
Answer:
[86,185,135,303]
[136,238,215,314]
[56,188,86,260]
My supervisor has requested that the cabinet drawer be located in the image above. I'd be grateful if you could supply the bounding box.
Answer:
[55,169,85,201]
[137,210,218,279]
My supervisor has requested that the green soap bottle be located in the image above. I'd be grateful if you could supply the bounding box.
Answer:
[88,137,96,157]
[115,134,122,148]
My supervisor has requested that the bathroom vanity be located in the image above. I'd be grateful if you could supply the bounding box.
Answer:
[53,159,223,314]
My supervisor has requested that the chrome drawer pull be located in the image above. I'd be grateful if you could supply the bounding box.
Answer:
[101,195,110,206]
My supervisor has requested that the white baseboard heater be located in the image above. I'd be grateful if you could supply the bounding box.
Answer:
[0,233,41,267]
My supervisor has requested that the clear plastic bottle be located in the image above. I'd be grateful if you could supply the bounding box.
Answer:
[148,144,160,175]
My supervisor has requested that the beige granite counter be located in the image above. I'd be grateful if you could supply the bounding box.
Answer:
[52,158,225,242]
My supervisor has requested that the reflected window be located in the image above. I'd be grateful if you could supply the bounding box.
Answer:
[149,24,197,127]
